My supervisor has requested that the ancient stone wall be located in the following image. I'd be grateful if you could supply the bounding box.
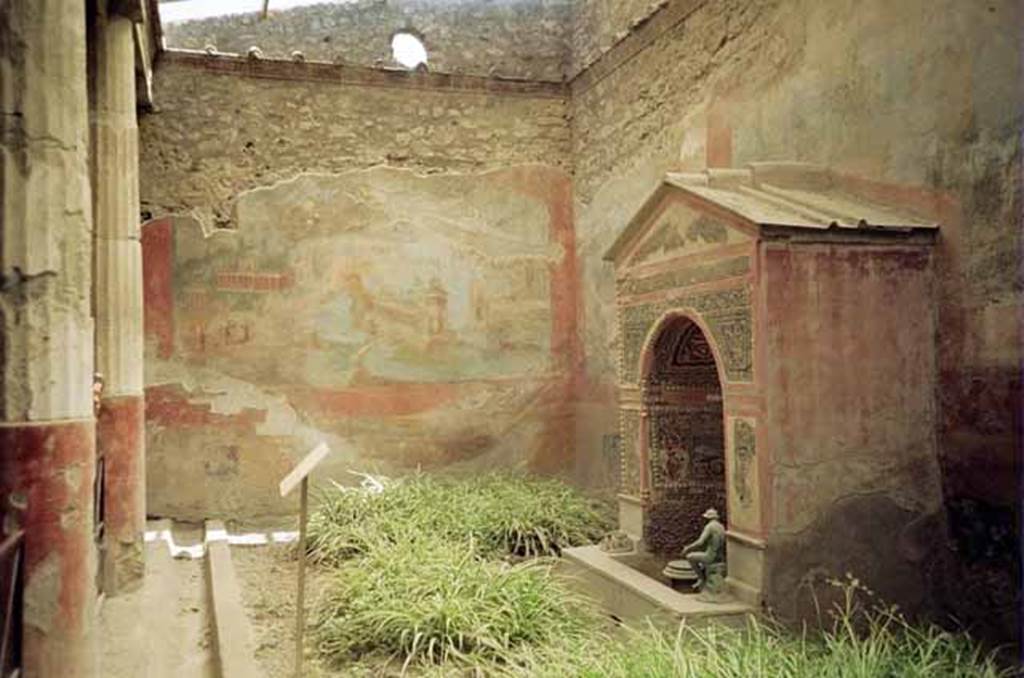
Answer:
[138,55,575,519]
[570,0,1020,643]
[162,0,573,81]
[569,0,663,75]
[141,54,569,230]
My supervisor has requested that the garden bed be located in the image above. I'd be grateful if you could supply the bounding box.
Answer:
[233,474,1009,677]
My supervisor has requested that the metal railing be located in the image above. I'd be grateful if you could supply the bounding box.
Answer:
[0,529,24,678]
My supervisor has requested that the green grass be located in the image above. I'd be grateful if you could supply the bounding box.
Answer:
[307,475,1008,677]
[308,473,614,565]
[312,534,601,672]
[501,617,1010,677]
[500,577,1013,678]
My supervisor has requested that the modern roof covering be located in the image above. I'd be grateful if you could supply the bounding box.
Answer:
[604,162,939,262]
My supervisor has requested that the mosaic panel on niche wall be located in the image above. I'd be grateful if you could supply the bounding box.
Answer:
[620,287,753,384]
[641,315,728,555]
[645,494,727,555]
[647,316,721,389]
[649,408,725,495]
[619,256,751,298]
[619,409,641,495]
[732,418,756,509]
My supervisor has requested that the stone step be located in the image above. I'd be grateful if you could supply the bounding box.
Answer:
[559,545,752,630]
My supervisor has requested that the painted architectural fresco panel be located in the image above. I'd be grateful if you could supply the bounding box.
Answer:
[619,408,641,495]
[143,166,575,518]
[620,255,750,297]
[626,199,750,268]
[619,287,753,384]
[728,416,761,531]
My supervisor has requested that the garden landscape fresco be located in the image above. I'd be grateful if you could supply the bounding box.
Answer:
[143,166,578,519]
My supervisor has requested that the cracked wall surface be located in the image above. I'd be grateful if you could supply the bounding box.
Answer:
[1,0,95,421]
[141,165,578,519]
[138,57,574,519]
[162,0,574,82]
[1,1,99,673]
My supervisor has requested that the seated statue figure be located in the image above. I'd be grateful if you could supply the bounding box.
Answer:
[682,508,725,591]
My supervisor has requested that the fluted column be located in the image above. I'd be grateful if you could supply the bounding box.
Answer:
[0,1,98,676]
[91,8,145,594]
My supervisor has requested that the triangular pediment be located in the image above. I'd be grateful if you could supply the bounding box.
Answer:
[604,164,939,270]
[603,179,755,270]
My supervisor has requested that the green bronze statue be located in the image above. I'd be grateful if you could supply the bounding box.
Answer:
[682,508,725,591]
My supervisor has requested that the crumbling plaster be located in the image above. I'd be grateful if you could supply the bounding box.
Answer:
[139,56,569,232]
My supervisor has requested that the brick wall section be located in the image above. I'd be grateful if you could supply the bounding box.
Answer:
[139,53,569,228]
[162,0,573,82]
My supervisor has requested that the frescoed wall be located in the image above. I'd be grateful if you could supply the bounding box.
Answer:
[143,165,578,519]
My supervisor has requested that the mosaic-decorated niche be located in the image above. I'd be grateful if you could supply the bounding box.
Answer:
[605,163,945,610]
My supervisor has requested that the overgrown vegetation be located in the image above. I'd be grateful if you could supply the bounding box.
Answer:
[307,475,1009,677]
[308,473,613,564]
[504,578,1013,677]
[313,534,600,671]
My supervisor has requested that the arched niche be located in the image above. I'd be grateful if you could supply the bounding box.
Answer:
[639,311,727,555]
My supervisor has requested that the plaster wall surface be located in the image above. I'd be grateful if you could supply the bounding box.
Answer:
[759,242,946,620]
[0,0,96,422]
[0,1,98,673]
[162,0,573,81]
[139,60,575,519]
[91,10,148,592]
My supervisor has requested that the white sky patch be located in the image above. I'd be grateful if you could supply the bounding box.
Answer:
[159,0,352,24]
[392,32,428,69]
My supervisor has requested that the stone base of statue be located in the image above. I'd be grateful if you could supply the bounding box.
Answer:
[662,559,699,588]
[696,562,730,603]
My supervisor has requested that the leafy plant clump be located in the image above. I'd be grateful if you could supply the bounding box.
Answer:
[307,473,613,565]
[501,577,1013,678]
[313,535,602,671]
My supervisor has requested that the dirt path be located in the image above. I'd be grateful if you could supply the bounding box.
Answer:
[99,521,216,678]
[231,542,328,677]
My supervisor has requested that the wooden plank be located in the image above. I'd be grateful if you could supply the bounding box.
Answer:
[205,520,265,678]
[279,443,330,497]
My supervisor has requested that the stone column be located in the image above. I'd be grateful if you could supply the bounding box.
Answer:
[90,8,145,594]
[0,1,98,676]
